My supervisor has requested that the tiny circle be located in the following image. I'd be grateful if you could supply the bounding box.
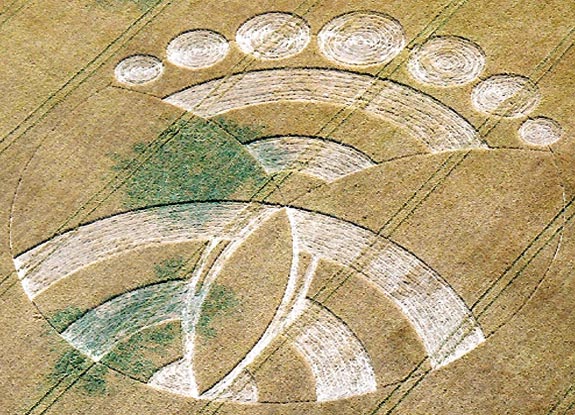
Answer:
[236,12,311,60]
[114,55,163,86]
[317,11,406,66]
[167,30,229,70]
[471,74,541,118]
[408,36,486,86]
[519,117,562,146]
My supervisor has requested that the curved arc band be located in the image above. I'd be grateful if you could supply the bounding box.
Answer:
[15,201,484,372]
[163,68,485,153]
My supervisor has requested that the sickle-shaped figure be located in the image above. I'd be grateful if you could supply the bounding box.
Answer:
[15,201,485,402]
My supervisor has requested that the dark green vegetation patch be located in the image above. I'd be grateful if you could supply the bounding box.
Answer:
[80,364,109,396]
[49,350,90,382]
[47,306,85,333]
[198,284,239,339]
[154,256,187,282]
[102,322,181,382]
[113,117,268,208]
[48,350,108,395]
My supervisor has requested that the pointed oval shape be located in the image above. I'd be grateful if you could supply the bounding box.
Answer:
[193,210,293,394]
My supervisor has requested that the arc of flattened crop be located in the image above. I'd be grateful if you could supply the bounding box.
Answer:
[286,208,485,368]
[245,136,376,182]
[291,299,377,401]
[14,202,274,299]
[62,280,187,361]
[163,68,485,153]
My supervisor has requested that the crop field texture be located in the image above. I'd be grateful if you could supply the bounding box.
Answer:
[0,1,574,414]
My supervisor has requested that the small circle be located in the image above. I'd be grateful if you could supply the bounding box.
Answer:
[471,74,541,118]
[317,11,406,66]
[167,30,229,69]
[519,117,562,146]
[408,36,485,86]
[114,55,163,86]
[236,12,311,60]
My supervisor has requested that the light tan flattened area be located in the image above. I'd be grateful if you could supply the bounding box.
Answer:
[1,1,575,414]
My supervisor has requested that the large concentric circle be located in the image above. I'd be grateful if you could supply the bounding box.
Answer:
[114,55,164,85]
[236,12,311,60]
[317,11,406,66]
[166,30,229,69]
[408,36,485,86]
[471,74,541,118]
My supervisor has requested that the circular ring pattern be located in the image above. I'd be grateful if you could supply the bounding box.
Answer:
[317,11,406,66]
[408,36,485,86]
[519,117,562,146]
[471,74,541,118]
[114,55,164,85]
[166,30,229,70]
[236,12,311,60]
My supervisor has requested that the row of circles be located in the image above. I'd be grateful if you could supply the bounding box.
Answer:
[115,11,487,86]
[113,11,562,147]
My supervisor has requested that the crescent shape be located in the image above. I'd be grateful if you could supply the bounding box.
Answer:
[163,68,485,153]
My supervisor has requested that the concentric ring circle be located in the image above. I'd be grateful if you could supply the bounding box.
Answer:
[114,55,164,85]
[236,12,311,60]
[408,36,485,86]
[471,74,541,118]
[167,30,229,69]
[317,11,406,66]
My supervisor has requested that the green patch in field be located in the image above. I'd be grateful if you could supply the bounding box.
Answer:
[80,364,109,396]
[198,284,239,339]
[102,323,181,382]
[113,117,268,208]
[154,256,187,281]
[215,116,265,144]
[49,350,90,382]
[48,306,85,333]
[48,350,109,396]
